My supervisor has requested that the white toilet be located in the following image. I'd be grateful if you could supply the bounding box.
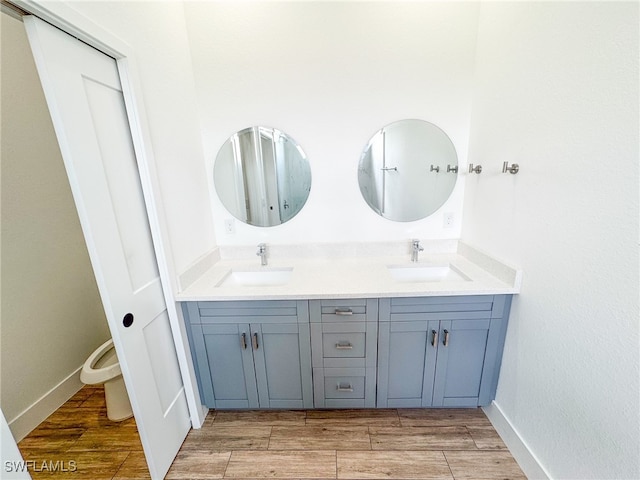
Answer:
[81,339,133,421]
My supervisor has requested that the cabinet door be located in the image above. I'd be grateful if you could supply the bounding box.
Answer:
[193,323,259,408]
[377,320,439,407]
[251,323,313,409]
[432,318,491,407]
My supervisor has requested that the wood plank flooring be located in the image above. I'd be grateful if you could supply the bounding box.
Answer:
[17,386,147,479]
[18,386,526,479]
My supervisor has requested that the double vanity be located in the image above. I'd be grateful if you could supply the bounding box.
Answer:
[183,119,521,411]
[177,241,521,411]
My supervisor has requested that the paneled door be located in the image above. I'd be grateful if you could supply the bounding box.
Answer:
[24,16,190,479]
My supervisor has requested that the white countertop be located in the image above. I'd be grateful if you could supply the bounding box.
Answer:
[176,242,522,302]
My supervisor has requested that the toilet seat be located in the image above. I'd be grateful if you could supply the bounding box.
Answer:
[80,339,122,384]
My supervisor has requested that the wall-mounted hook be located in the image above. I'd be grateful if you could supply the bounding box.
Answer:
[447,164,459,174]
[430,165,440,173]
[502,162,519,174]
[381,167,398,172]
[468,164,482,174]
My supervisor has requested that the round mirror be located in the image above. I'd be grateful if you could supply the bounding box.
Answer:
[357,119,458,222]
[214,126,312,227]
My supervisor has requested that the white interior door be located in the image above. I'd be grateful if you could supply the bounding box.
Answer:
[23,16,190,479]
[1,409,30,479]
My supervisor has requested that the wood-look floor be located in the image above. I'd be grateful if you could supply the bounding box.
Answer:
[17,385,147,479]
[18,386,526,479]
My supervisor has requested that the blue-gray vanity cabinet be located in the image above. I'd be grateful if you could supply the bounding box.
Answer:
[377,295,511,408]
[183,300,313,409]
[309,299,378,408]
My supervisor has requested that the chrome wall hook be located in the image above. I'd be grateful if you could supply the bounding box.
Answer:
[447,164,458,174]
[430,165,440,173]
[468,164,482,174]
[502,162,519,174]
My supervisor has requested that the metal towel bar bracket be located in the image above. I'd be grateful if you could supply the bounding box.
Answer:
[468,164,482,174]
[502,162,520,174]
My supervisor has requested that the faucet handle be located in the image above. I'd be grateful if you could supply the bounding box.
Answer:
[256,243,268,265]
[410,239,423,262]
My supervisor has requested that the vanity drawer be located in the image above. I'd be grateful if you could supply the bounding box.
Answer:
[309,299,378,323]
[322,331,366,359]
[311,321,377,368]
[324,375,365,400]
[313,366,376,408]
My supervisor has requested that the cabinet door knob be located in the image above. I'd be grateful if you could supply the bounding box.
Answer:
[431,329,438,347]
[335,342,353,350]
[443,329,450,347]
[252,332,259,350]
[240,332,247,350]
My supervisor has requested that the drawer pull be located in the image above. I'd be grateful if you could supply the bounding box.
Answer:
[431,329,438,347]
[336,383,354,392]
[335,308,353,316]
[241,332,247,350]
[335,342,354,350]
[252,332,259,350]
[443,329,450,347]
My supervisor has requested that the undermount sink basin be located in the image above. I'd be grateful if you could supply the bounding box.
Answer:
[216,267,293,287]
[387,264,470,283]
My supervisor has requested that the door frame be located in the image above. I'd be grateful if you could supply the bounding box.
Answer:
[13,0,206,428]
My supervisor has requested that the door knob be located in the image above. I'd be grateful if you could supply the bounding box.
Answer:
[122,313,134,328]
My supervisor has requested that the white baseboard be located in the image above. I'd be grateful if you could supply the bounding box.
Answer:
[483,401,552,480]
[8,367,84,442]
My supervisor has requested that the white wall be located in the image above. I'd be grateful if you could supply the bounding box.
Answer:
[0,11,110,437]
[54,0,217,280]
[463,2,639,479]
[184,1,480,245]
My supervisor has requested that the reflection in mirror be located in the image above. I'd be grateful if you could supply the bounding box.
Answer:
[214,126,312,227]
[358,119,458,222]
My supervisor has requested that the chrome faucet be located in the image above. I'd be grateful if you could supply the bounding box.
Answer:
[411,239,424,263]
[257,243,267,266]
